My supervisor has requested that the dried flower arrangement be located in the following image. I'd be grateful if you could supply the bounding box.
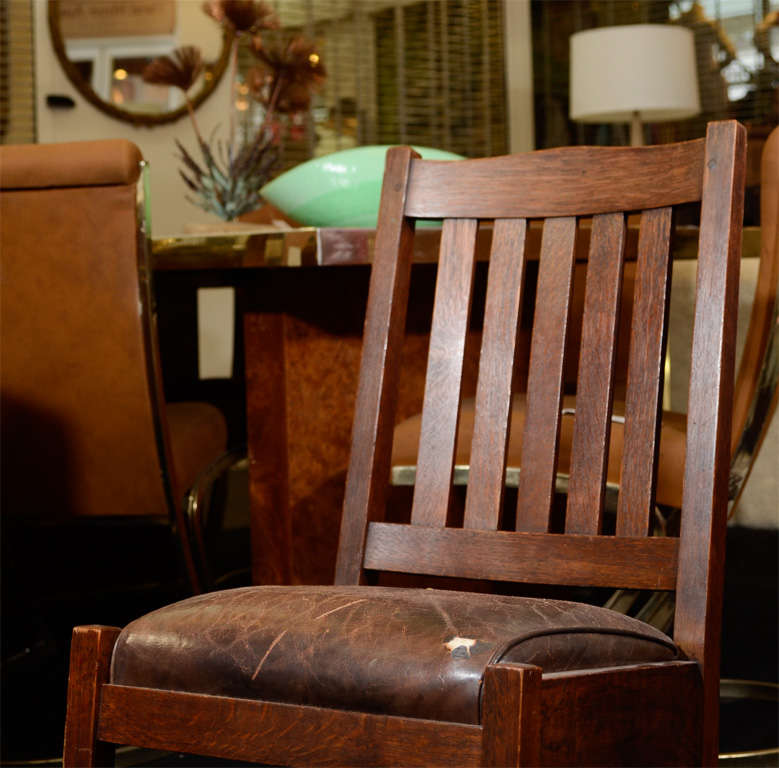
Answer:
[143,0,326,221]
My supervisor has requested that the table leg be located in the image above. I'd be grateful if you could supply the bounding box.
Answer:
[245,313,363,584]
[244,313,292,585]
[243,264,479,586]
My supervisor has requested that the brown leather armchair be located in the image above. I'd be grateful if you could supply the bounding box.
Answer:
[0,139,232,594]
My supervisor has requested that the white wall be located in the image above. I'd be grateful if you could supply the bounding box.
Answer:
[34,0,537,235]
[504,0,534,152]
[34,0,234,237]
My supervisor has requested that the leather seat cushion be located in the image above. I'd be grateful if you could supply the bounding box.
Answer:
[392,395,688,510]
[165,402,228,498]
[111,585,679,724]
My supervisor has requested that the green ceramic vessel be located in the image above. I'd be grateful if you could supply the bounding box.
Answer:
[260,145,464,228]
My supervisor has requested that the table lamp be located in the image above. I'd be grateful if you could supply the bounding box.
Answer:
[570,24,700,146]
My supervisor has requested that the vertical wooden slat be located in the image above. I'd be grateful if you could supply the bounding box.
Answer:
[481,663,541,767]
[411,218,479,527]
[515,217,577,532]
[675,119,746,768]
[616,207,673,537]
[464,219,528,530]
[63,626,120,768]
[565,213,626,534]
[334,147,417,585]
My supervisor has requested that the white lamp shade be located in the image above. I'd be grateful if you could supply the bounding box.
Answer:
[570,24,700,123]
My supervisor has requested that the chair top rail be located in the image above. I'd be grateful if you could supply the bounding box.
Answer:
[405,139,706,220]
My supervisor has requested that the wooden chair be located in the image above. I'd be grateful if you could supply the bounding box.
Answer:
[392,129,778,525]
[63,120,745,767]
[0,139,233,595]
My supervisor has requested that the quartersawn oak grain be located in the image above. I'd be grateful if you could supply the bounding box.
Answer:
[63,626,120,768]
[515,217,577,532]
[405,141,705,219]
[675,119,746,766]
[565,213,626,534]
[98,684,482,767]
[411,218,479,527]
[464,219,528,531]
[616,207,673,537]
[481,664,541,767]
[539,661,702,766]
[63,122,746,768]
[335,146,418,585]
[364,523,679,590]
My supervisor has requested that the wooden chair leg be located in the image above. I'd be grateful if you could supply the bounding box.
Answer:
[481,663,542,767]
[63,625,121,768]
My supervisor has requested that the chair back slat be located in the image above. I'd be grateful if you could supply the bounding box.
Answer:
[405,142,705,219]
[410,218,479,528]
[463,219,529,531]
[515,217,577,532]
[565,213,626,534]
[616,208,673,536]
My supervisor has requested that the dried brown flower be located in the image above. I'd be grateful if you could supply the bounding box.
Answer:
[202,0,277,35]
[249,36,326,112]
[142,46,204,92]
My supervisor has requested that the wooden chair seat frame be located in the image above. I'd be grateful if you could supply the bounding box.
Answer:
[64,121,746,767]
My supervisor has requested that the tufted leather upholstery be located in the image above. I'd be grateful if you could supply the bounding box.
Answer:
[111,586,679,724]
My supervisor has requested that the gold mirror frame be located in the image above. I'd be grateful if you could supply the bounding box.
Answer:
[47,0,232,126]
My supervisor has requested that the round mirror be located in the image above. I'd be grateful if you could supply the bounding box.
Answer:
[48,0,231,126]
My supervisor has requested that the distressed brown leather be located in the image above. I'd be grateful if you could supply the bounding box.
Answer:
[111,586,679,724]
[392,395,688,510]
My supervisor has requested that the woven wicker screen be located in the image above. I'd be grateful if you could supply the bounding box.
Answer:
[372,0,507,157]
[240,0,507,169]
[1,0,36,145]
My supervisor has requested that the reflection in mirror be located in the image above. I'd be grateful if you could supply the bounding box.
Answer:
[48,0,231,125]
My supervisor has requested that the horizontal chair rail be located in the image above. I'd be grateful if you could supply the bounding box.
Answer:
[97,661,701,767]
[405,141,705,219]
[363,523,679,590]
[538,661,702,766]
[98,684,482,767]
